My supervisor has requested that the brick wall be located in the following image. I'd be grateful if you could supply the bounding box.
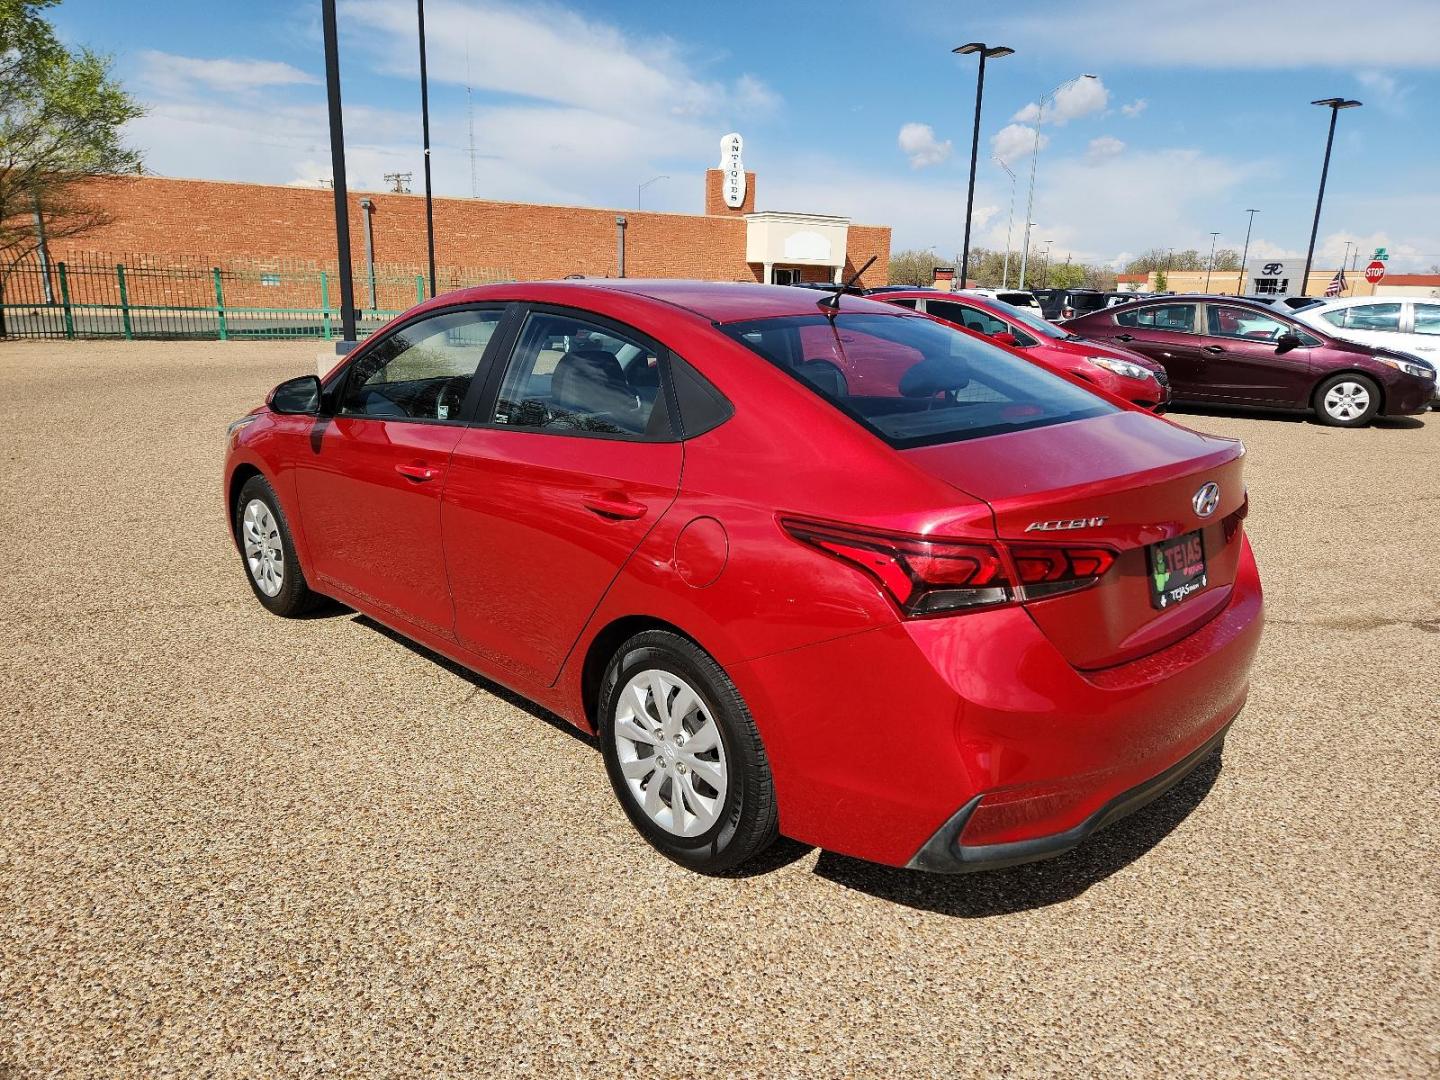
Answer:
[704,169,757,216]
[48,175,888,289]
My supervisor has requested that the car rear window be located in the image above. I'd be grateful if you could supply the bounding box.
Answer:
[720,312,1114,449]
[1066,293,1108,312]
[995,292,1037,308]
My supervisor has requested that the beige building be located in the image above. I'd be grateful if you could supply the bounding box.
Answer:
[1116,270,1440,299]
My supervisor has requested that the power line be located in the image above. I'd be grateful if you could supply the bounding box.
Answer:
[384,172,412,193]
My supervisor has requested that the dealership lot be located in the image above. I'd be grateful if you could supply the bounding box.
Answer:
[1,342,1436,1076]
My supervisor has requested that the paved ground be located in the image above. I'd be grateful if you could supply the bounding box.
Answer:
[1,341,1436,1079]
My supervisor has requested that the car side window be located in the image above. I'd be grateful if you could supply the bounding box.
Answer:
[1345,303,1402,332]
[929,300,1008,338]
[340,308,502,420]
[886,298,919,309]
[490,311,670,438]
[1413,304,1440,336]
[1321,309,1349,329]
[1115,304,1196,332]
[1206,306,1290,342]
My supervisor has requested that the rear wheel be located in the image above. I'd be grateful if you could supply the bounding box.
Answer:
[234,474,322,617]
[598,630,778,874]
[1314,373,1380,427]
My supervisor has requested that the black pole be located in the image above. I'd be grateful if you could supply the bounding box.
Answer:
[1301,106,1339,297]
[417,0,437,299]
[322,0,356,342]
[959,52,987,289]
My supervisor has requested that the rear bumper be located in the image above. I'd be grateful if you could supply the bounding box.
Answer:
[734,535,1263,869]
[906,718,1232,872]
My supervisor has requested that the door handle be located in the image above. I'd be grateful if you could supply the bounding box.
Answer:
[1203,345,1226,354]
[1116,334,1134,342]
[395,463,441,482]
[582,495,647,521]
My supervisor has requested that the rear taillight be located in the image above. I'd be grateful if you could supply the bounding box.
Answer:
[782,519,1114,617]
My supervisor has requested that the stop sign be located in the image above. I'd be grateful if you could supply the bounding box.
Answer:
[1365,260,1386,284]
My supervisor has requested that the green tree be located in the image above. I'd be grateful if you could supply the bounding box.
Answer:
[888,248,945,286]
[1,0,143,335]
[1153,268,1168,291]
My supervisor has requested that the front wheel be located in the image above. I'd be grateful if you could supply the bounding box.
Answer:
[234,474,323,617]
[1314,373,1380,427]
[598,631,778,874]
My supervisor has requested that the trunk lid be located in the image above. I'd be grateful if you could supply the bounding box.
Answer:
[905,411,1248,669]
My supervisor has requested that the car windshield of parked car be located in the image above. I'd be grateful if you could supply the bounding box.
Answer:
[721,312,1115,449]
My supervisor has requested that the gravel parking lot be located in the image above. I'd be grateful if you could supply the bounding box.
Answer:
[2,340,1436,1078]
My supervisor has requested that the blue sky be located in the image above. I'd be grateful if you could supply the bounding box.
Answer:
[53,0,1440,271]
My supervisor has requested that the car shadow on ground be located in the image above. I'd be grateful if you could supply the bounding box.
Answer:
[1172,403,1427,430]
[811,751,1223,918]
[351,613,599,750]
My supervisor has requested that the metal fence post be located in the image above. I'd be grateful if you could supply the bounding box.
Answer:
[58,262,74,339]
[212,267,228,341]
[416,275,424,305]
[116,264,133,340]
[320,271,332,340]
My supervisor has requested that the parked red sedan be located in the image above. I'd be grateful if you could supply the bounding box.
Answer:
[225,281,1263,875]
[875,289,1171,410]
[1064,294,1435,426]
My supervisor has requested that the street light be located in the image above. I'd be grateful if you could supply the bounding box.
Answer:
[993,155,1017,288]
[637,174,669,209]
[1018,73,1097,289]
[321,0,356,344]
[1041,239,1055,288]
[1237,209,1259,293]
[953,43,1014,288]
[1302,97,1362,295]
[417,0,437,299]
[1204,231,1220,291]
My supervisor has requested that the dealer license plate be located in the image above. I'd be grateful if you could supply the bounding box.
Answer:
[1148,530,1208,610]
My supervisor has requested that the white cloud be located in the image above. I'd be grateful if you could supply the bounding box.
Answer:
[990,123,1045,166]
[1012,76,1109,126]
[1086,135,1126,161]
[897,122,952,169]
[1120,98,1148,118]
[984,1,1440,68]
[138,51,319,94]
[1356,70,1411,113]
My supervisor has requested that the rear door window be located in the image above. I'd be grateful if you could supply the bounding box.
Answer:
[1412,304,1440,336]
[1115,304,1197,332]
[722,312,1114,449]
[928,300,1007,337]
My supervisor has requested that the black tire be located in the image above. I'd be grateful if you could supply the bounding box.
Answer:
[233,474,323,617]
[598,630,778,874]
[1313,372,1380,427]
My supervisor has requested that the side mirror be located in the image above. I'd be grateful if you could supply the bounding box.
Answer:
[992,331,1021,347]
[268,374,322,415]
[1275,332,1302,353]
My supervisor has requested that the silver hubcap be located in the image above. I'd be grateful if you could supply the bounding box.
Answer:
[1324,381,1370,420]
[613,670,727,837]
[242,498,284,597]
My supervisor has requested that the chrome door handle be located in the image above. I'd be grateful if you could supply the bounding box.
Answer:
[1203,345,1226,354]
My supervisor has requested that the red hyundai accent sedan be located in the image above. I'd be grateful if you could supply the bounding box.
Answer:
[225,281,1263,875]
[874,289,1171,410]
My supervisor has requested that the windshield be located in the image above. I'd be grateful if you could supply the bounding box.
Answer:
[988,299,1069,340]
[721,312,1114,449]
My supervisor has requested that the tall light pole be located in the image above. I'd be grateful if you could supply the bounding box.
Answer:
[953,43,1014,288]
[1018,73,1097,289]
[993,155,1017,288]
[1041,239,1055,288]
[637,174,669,209]
[1237,208,1259,293]
[321,0,356,344]
[1204,231,1220,291]
[1302,97,1362,295]
[417,0,437,298]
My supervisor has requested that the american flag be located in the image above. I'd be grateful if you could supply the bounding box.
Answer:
[1324,268,1347,297]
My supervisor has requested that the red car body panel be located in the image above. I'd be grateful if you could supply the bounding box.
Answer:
[225,280,1265,871]
[874,289,1171,410]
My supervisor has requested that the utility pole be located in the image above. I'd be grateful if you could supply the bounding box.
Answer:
[321,0,357,343]
[1237,209,1259,293]
[993,156,1016,289]
[1204,231,1220,291]
[417,0,437,298]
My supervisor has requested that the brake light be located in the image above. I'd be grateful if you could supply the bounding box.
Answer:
[782,520,1114,617]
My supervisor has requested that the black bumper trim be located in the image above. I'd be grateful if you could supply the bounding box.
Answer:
[905,719,1233,874]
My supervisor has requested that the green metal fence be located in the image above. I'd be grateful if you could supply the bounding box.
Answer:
[0,253,513,341]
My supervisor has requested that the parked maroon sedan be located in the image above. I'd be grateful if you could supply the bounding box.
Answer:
[1065,295,1435,427]
[876,289,1170,410]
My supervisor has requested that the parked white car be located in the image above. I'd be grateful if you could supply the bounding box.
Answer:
[965,288,1041,311]
[1293,297,1440,407]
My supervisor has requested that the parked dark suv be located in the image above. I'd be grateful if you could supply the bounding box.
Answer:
[1033,289,1129,321]
[1063,294,1435,427]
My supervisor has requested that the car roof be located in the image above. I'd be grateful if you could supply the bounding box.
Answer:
[1118,293,1285,311]
[1302,295,1402,310]
[438,278,912,324]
